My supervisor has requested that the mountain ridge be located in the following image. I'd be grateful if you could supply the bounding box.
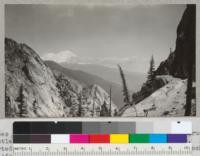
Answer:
[45,60,125,108]
[60,62,145,91]
[5,38,117,117]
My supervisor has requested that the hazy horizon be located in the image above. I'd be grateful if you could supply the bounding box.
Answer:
[5,4,186,73]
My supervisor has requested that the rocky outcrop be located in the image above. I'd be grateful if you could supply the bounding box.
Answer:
[5,38,117,117]
[122,76,189,117]
[47,62,118,117]
[135,5,196,105]
[46,60,124,108]
[156,5,196,79]
[121,5,196,116]
[5,38,67,117]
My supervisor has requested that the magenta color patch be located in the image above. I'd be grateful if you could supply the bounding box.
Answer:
[70,134,89,143]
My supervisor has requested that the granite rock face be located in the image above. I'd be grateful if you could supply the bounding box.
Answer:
[5,38,66,117]
[121,5,196,116]
[5,38,117,117]
[156,5,196,79]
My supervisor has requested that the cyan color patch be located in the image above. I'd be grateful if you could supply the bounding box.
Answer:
[149,134,167,143]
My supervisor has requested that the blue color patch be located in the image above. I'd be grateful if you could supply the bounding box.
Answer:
[149,134,167,143]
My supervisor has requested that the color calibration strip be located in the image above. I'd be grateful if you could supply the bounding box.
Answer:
[13,121,191,144]
[13,134,188,144]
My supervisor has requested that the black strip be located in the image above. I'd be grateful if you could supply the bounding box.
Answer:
[13,135,31,143]
[30,122,55,134]
[13,122,31,134]
[13,122,82,134]
[55,122,82,134]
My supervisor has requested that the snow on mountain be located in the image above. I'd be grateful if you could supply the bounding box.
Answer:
[122,76,190,117]
[5,38,117,117]
[42,50,77,63]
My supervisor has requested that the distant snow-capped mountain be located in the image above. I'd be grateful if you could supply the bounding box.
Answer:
[5,38,117,117]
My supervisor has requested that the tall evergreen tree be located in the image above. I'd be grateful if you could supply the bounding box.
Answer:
[17,85,28,117]
[56,74,72,107]
[91,87,98,117]
[118,65,130,105]
[100,101,109,117]
[114,109,118,116]
[109,86,112,116]
[92,100,95,117]
[77,93,82,117]
[147,55,155,84]
[32,99,38,115]
[5,85,11,117]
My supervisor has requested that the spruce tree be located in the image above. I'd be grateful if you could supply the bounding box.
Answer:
[56,74,72,107]
[109,86,112,116]
[77,93,82,117]
[17,85,28,117]
[118,65,130,105]
[5,85,11,117]
[32,99,38,115]
[114,109,118,116]
[92,100,95,117]
[147,55,155,84]
[100,101,109,117]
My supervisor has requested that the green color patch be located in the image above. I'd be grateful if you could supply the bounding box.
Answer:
[129,134,149,143]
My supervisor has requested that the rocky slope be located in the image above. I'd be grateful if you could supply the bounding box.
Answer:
[121,5,196,116]
[122,76,195,117]
[46,60,123,108]
[50,67,118,117]
[156,5,195,79]
[5,38,117,117]
[5,38,66,117]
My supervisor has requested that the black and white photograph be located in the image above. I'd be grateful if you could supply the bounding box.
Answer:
[5,3,196,117]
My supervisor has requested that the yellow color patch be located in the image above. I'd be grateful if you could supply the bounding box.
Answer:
[110,134,129,143]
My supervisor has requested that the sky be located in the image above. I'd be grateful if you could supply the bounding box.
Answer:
[5,4,186,73]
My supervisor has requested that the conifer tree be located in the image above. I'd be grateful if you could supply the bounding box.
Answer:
[32,99,38,115]
[114,109,118,116]
[77,93,82,117]
[100,101,109,116]
[118,65,130,105]
[109,86,112,116]
[17,85,28,117]
[92,100,95,117]
[5,85,11,117]
[147,55,155,84]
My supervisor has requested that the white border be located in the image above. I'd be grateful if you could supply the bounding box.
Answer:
[0,0,199,118]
